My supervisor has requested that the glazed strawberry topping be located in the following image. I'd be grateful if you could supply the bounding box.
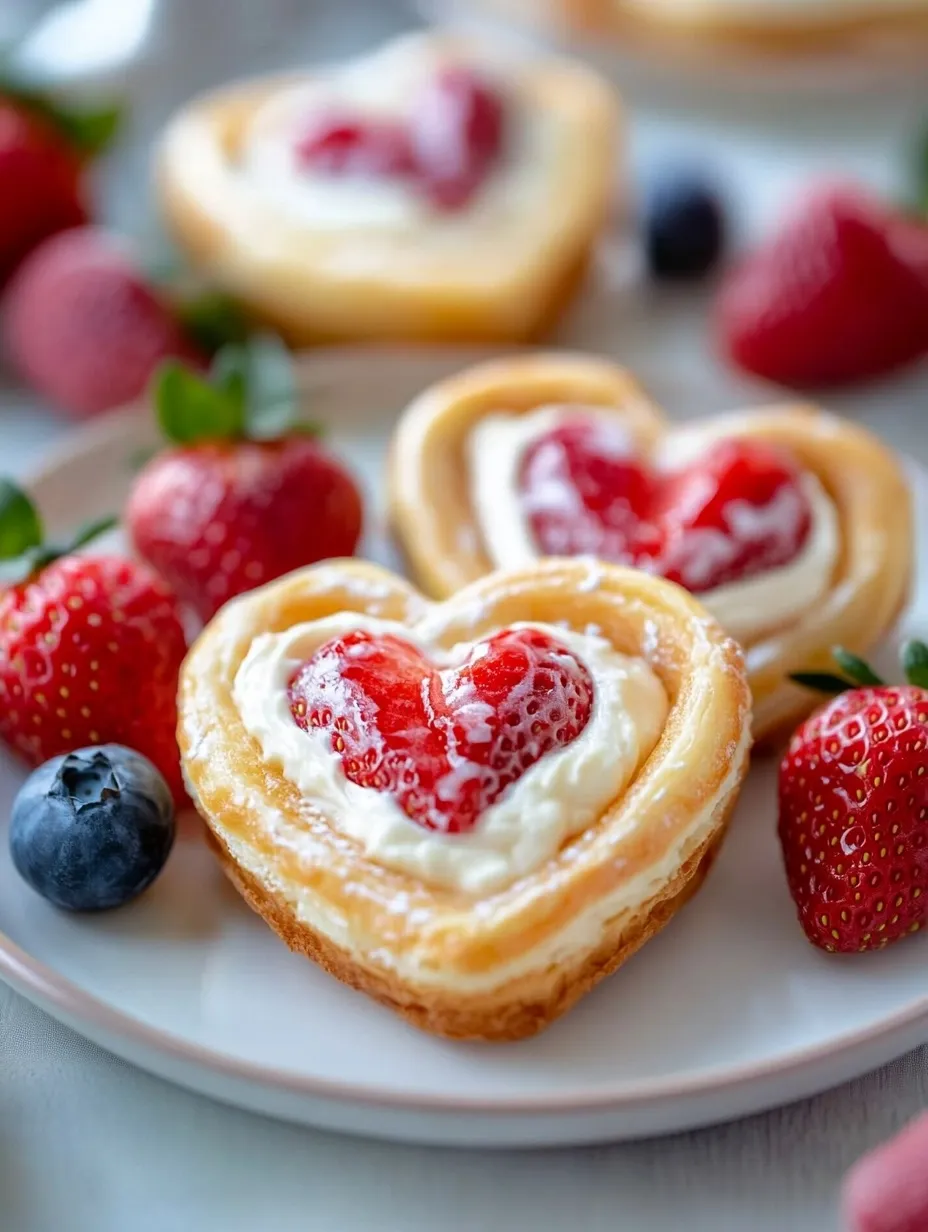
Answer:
[295,113,416,177]
[409,66,506,210]
[288,626,593,833]
[293,66,505,211]
[518,419,812,593]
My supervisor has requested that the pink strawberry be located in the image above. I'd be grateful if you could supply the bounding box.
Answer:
[778,644,928,953]
[843,1112,928,1232]
[126,336,363,622]
[2,227,202,418]
[0,481,187,802]
[288,626,594,833]
[716,185,928,388]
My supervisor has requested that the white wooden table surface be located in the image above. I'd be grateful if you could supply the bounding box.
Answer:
[1,3,927,1229]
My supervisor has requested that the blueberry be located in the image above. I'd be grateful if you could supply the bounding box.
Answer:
[643,173,726,281]
[9,744,175,912]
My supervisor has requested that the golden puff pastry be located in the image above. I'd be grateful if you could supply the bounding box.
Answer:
[155,33,619,347]
[178,557,751,1041]
[388,353,913,743]
[474,0,928,54]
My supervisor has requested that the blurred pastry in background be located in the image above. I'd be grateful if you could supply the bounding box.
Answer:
[156,32,620,346]
[471,0,928,51]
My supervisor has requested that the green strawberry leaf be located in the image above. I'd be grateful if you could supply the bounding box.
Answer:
[242,333,300,440]
[154,359,245,444]
[209,344,248,402]
[0,479,43,560]
[54,101,123,158]
[790,671,856,695]
[0,481,116,582]
[65,515,119,555]
[831,647,885,688]
[26,515,119,573]
[902,639,928,689]
[177,290,250,355]
[149,335,316,447]
[0,67,123,158]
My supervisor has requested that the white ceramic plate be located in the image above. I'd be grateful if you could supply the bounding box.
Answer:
[2,348,928,1148]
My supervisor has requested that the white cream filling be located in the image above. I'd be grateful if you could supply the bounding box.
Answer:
[232,612,668,896]
[237,34,560,234]
[468,407,840,645]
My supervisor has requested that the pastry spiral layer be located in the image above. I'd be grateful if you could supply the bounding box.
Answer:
[389,353,912,742]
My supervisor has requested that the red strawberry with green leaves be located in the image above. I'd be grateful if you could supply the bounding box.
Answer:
[0,71,121,284]
[126,336,364,622]
[0,482,188,802]
[779,643,928,953]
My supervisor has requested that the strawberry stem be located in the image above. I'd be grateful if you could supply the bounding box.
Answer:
[831,647,885,687]
[902,639,928,688]
[790,643,928,697]
[0,478,42,559]
[0,481,116,583]
[150,334,319,448]
[790,671,857,695]
[791,645,886,695]
[175,289,250,355]
[0,65,123,158]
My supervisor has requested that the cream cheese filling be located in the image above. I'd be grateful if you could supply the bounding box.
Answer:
[232,612,668,896]
[468,406,840,646]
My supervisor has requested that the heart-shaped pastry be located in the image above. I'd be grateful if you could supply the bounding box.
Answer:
[389,353,912,743]
[155,33,618,346]
[179,558,750,1041]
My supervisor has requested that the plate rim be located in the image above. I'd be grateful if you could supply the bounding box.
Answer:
[3,358,928,1126]
[4,920,928,1118]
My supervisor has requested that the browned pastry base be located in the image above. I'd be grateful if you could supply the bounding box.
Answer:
[206,798,735,1042]
[203,242,597,350]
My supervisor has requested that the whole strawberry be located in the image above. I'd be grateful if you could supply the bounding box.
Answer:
[0,77,120,284]
[2,227,202,418]
[779,644,928,954]
[717,185,928,388]
[126,336,363,622]
[0,481,188,802]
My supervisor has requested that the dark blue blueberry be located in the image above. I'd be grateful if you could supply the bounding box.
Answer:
[9,744,175,912]
[643,173,726,281]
